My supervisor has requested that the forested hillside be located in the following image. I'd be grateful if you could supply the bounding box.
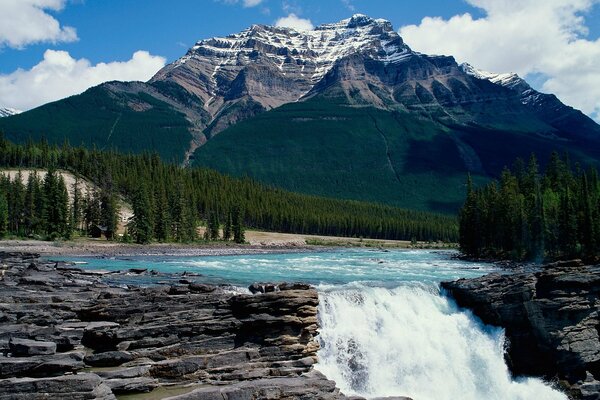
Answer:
[459,153,600,261]
[0,137,458,243]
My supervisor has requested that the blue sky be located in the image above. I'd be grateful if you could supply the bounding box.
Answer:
[1,0,599,121]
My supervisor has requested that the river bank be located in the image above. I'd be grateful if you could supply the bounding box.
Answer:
[0,233,454,257]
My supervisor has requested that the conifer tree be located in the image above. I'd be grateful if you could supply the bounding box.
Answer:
[129,184,153,244]
[0,190,8,238]
[71,177,82,232]
[232,206,245,244]
[223,211,233,241]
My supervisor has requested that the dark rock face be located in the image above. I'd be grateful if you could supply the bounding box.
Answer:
[0,252,362,399]
[441,261,600,399]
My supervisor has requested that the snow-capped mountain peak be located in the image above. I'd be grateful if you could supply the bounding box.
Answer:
[0,107,21,118]
[150,14,414,122]
[158,14,411,87]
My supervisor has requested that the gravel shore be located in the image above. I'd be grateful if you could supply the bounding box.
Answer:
[0,239,318,257]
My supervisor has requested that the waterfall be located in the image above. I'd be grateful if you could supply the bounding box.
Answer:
[316,284,567,400]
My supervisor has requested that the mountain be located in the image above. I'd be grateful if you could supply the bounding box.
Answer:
[0,108,20,118]
[1,14,599,211]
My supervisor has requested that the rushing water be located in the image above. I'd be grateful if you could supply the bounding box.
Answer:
[53,249,567,400]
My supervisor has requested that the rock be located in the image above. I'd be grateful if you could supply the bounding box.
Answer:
[85,351,135,367]
[128,268,147,274]
[95,365,151,379]
[104,376,159,394]
[442,262,600,398]
[9,338,56,356]
[0,352,85,378]
[163,370,344,400]
[0,373,115,400]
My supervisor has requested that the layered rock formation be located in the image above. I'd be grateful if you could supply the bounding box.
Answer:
[0,252,357,399]
[442,260,600,399]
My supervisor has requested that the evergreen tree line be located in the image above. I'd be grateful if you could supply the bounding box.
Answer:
[0,169,121,240]
[459,152,600,261]
[0,136,458,243]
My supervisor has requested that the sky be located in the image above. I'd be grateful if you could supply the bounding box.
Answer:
[0,0,599,122]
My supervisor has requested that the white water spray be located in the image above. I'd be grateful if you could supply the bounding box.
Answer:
[316,284,567,400]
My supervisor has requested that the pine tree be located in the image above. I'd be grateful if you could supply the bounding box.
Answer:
[223,211,233,241]
[0,190,8,238]
[207,210,220,240]
[129,185,153,244]
[71,177,82,232]
[232,206,245,244]
[56,175,71,238]
[100,189,119,240]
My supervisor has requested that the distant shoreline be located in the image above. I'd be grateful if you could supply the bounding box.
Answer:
[0,239,317,257]
[0,235,454,257]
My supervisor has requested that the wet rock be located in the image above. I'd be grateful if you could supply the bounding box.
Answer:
[104,376,159,394]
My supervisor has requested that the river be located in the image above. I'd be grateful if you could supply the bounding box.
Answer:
[53,249,567,400]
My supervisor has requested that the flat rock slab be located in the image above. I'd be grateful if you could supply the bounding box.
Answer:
[9,338,56,356]
[0,373,115,400]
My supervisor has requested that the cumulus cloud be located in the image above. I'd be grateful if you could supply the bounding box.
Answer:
[0,0,78,48]
[0,50,166,111]
[399,0,600,121]
[275,13,314,31]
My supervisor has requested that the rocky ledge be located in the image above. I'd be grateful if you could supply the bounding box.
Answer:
[0,251,380,400]
[441,260,600,399]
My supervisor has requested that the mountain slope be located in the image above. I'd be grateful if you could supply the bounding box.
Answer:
[1,14,599,212]
[192,95,599,212]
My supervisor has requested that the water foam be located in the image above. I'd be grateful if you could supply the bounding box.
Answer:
[316,284,567,400]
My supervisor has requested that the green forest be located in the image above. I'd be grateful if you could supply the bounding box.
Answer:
[459,152,600,261]
[0,136,458,244]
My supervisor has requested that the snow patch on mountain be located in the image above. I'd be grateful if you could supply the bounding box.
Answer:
[460,63,545,106]
[0,107,21,118]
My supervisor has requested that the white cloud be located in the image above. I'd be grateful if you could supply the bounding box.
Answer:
[220,0,264,7]
[341,0,356,11]
[275,13,314,31]
[0,0,78,48]
[399,0,600,121]
[0,50,166,111]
